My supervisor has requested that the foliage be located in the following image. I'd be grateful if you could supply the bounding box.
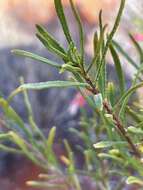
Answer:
[1,0,143,189]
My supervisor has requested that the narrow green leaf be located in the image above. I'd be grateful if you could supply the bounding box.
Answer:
[93,141,126,149]
[36,24,66,54]
[110,43,125,95]
[46,127,57,165]
[47,127,56,148]
[0,144,22,154]
[36,33,68,61]
[11,50,61,69]
[9,131,29,153]
[93,32,98,55]
[98,153,124,163]
[60,63,81,74]
[0,98,30,136]
[127,126,143,135]
[95,0,126,81]
[112,40,139,70]
[132,64,143,85]
[126,176,143,185]
[8,131,45,167]
[0,133,12,140]
[54,0,72,43]
[129,33,143,63]
[26,181,65,188]
[38,174,57,180]
[87,25,107,73]
[126,106,142,122]
[8,81,89,101]
[114,82,143,112]
[20,77,46,142]
[69,0,84,63]
[107,82,116,107]
[114,82,143,121]
[94,93,103,111]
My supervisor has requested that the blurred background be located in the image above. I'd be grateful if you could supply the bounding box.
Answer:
[0,0,143,189]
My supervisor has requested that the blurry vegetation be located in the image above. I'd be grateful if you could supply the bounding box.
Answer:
[1,0,143,189]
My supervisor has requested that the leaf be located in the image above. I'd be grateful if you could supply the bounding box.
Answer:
[36,24,66,54]
[127,126,143,135]
[9,81,89,101]
[93,141,126,149]
[93,32,98,55]
[112,40,139,70]
[0,98,30,136]
[114,82,143,121]
[94,93,103,111]
[60,63,81,74]
[110,43,125,95]
[126,176,143,185]
[11,50,61,69]
[98,153,124,163]
[0,133,11,141]
[26,181,65,189]
[54,0,72,43]
[132,64,143,85]
[69,0,84,63]
[126,106,142,122]
[95,0,126,81]
[0,144,22,154]
[36,33,68,61]
[47,127,56,149]
[9,131,29,153]
[107,82,116,107]
[129,33,143,63]
[8,131,43,166]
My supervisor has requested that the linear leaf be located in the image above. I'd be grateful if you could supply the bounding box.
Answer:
[26,181,65,189]
[93,141,126,149]
[110,43,125,95]
[47,127,56,148]
[9,131,44,167]
[36,24,66,54]
[9,81,89,101]
[0,144,22,154]
[127,126,143,135]
[95,0,126,81]
[0,133,12,141]
[132,64,143,85]
[129,33,143,63]
[0,98,30,136]
[98,153,124,163]
[11,50,61,69]
[107,82,116,107]
[69,0,84,63]
[126,176,143,185]
[36,33,68,61]
[54,0,72,43]
[112,40,138,69]
[114,82,143,120]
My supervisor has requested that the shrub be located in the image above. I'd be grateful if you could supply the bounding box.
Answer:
[1,0,143,189]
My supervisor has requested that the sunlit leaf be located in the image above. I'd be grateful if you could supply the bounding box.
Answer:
[126,176,143,185]
[93,141,126,149]
[127,126,143,135]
